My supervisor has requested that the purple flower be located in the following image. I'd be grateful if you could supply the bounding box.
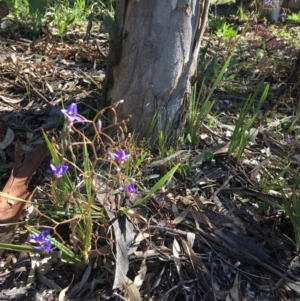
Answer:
[30,230,50,243]
[50,164,68,178]
[124,184,138,194]
[265,0,271,4]
[285,135,291,143]
[110,150,130,162]
[30,230,53,254]
[61,103,84,125]
[33,240,53,254]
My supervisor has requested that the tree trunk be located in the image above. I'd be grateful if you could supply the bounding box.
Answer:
[104,0,210,145]
[282,0,300,10]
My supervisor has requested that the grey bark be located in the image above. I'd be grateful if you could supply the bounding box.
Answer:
[282,0,300,10]
[262,1,282,23]
[104,0,210,145]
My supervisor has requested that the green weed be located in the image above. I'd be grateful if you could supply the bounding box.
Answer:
[282,178,300,252]
[228,82,268,163]
[237,6,252,20]
[145,109,175,157]
[288,12,300,22]
[216,22,238,40]
[186,51,233,146]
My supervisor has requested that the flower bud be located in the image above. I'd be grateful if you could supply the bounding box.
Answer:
[96,119,102,132]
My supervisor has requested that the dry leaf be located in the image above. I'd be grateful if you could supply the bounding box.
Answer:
[124,277,142,301]
[10,53,17,65]
[226,272,242,301]
[172,205,191,225]
[0,95,25,104]
[0,141,48,241]
[58,276,73,301]
[172,238,181,273]
[181,239,204,268]
[134,256,147,289]
[186,232,195,248]
[286,281,300,293]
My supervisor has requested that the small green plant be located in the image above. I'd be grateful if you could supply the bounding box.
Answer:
[186,52,233,145]
[45,0,95,36]
[5,0,44,36]
[282,178,300,252]
[260,161,291,192]
[237,6,252,21]
[216,22,238,40]
[186,83,214,145]
[57,11,76,36]
[288,12,300,22]
[228,82,268,163]
[145,110,174,157]
[205,113,220,129]
[204,151,215,162]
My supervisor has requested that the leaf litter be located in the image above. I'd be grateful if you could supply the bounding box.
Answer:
[1,3,300,301]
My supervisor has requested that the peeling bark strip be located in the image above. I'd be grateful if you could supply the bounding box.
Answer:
[105,0,210,144]
[0,142,48,241]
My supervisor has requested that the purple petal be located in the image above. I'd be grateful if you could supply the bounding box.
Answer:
[67,115,76,123]
[124,184,138,194]
[33,245,45,252]
[68,103,78,115]
[56,165,68,177]
[40,230,50,239]
[121,150,130,160]
[30,230,50,243]
[118,150,130,161]
[43,240,53,253]
[74,115,84,123]
[61,103,84,125]
[111,152,119,160]
[29,233,39,241]
[62,165,69,173]
[110,150,130,162]
[50,164,68,177]
[61,108,67,115]
[33,240,53,254]
[119,150,126,159]
[49,164,57,173]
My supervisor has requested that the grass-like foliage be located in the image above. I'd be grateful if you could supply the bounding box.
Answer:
[282,176,300,252]
[228,82,268,163]
[186,46,234,146]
